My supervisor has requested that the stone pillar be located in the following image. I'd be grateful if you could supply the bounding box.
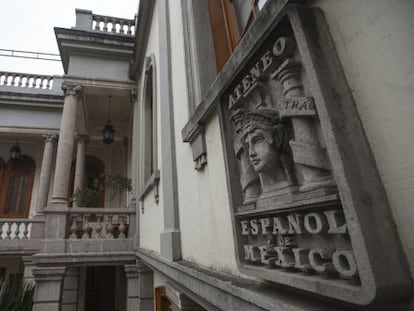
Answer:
[50,83,82,207]
[166,283,204,311]
[137,260,154,311]
[36,134,58,214]
[61,267,80,311]
[22,256,35,287]
[73,136,87,207]
[124,264,139,311]
[32,266,66,311]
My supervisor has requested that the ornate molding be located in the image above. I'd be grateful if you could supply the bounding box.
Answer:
[214,2,411,306]
[42,134,58,144]
[61,82,82,97]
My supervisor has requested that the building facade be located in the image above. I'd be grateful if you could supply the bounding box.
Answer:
[0,0,413,310]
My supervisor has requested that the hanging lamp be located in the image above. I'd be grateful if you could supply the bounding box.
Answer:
[10,142,21,160]
[102,95,115,144]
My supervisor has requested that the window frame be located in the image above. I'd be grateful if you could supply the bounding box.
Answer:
[0,155,35,218]
[139,54,160,203]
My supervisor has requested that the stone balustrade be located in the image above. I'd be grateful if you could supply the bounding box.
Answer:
[0,218,44,240]
[92,13,135,36]
[0,71,54,89]
[67,208,134,240]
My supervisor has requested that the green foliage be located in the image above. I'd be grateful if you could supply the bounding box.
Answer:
[70,188,101,207]
[101,172,132,206]
[0,276,34,311]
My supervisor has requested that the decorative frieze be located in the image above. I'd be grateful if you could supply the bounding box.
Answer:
[218,4,411,305]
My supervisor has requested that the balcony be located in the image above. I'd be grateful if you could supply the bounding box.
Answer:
[0,217,44,255]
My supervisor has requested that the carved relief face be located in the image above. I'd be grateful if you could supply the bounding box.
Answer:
[244,128,280,173]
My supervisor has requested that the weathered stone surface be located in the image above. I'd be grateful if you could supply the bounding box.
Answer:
[216,3,412,306]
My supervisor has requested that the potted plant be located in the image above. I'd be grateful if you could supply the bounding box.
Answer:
[70,188,101,207]
[101,172,132,207]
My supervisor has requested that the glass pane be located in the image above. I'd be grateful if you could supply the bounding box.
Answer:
[257,0,268,10]
[233,0,251,33]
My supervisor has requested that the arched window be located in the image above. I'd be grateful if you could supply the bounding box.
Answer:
[142,55,158,183]
[0,156,35,218]
[155,287,171,311]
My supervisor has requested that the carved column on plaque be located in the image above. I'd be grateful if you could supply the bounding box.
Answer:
[273,41,334,191]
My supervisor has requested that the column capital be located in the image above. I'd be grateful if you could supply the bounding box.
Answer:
[42,134,58,144]
[76,134,89,144]
[62,82,82,97]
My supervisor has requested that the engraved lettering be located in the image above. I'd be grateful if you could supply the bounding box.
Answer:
[324,210,347,234]
[250,219,259,235]
[258,245,277,265]
[272,217,288,234]
[308,248,334,273]
[242,75,252,93]
[287,214,302,234]
[243,245,261,262]
[261,51,272,71]
[240,220,249,235]
[275,246,295,268]
[304,213,326,234]
[292,248,311,271]
[332,250,358,279]
[259,218,271,234]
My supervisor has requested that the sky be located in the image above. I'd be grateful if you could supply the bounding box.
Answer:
[0,0,139,76]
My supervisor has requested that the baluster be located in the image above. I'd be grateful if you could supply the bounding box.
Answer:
[5,222,12,239]
[82,214,90,239]
[111,19,116,33]
[93,214,103,239]
[17,75,23,87]
[48,77,54,89]
[35,76,41,88]
[106,215,114,239]
[127,22,132,35]
[118,215,126,238]
[94,18,99,30]
[13,222,20,239]
[22,222,29,239]
[40,77,46,89]
[69,215,78,239]
[12,222,20,240]
[103,17,108,32]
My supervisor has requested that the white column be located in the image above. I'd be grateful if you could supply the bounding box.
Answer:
[36,134,57,214]
[50,83,82,207]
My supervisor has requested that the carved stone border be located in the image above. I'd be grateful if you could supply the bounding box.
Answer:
[217,3,412,306]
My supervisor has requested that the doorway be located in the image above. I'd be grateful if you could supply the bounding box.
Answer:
[85,266,115,311]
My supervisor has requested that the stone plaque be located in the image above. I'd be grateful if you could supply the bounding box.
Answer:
[218,4,411,305]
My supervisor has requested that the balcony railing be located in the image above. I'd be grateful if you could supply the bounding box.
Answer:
[92,14,135,36]
[0,218,44,240]
[67,207,134,240]
[0,71,63,96]
[75,9,136,36]
[0,72,54,89]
